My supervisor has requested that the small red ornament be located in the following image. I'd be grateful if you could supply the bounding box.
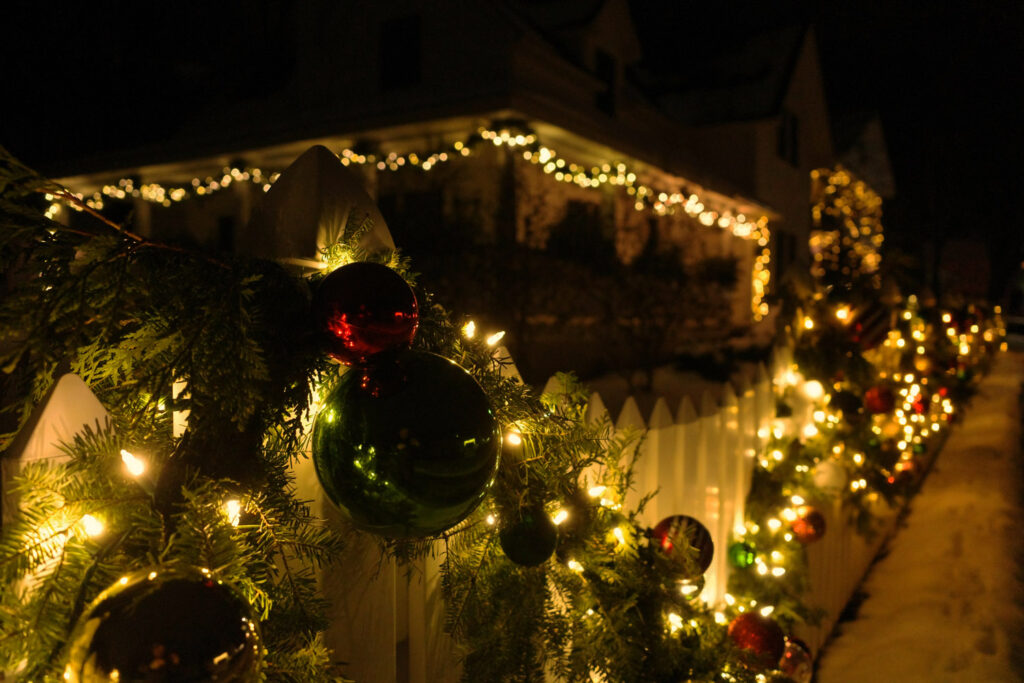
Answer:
[790,506,826,544]
[651,515,714,579]
[912,394,928,415]
[863,385,895,414]
[778,637,813,683]
[727,612,786,667]
[313,262,418,366]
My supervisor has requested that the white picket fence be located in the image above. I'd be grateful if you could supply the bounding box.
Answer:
[0,357,899,681]
[296,345,903,681]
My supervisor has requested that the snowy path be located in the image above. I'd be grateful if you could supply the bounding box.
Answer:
[816,352,1024,682]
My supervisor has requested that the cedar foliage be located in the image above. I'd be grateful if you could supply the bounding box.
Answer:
[0,148,754,682]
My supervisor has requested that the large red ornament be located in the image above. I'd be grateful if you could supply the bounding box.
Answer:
[313,262,418,366]
[863,385,895,414]
[727,612,786,667]
[790,506,826,544]
[651,515,714,580]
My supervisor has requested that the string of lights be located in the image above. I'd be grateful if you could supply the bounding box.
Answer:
[46,124,773,320]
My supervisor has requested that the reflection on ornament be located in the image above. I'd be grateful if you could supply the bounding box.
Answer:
[313,262,418,366]
[66,567,261,682]
[312,351,500,538]
[651,515,714,580]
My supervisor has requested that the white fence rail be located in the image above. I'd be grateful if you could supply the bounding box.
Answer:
[296,344,902,680]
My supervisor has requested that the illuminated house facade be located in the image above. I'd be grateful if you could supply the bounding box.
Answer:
[43,1,838,379]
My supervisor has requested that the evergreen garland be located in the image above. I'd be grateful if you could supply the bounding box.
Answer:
[0,147,1003,682]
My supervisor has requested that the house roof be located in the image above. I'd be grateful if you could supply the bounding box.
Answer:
[628,2,811,124]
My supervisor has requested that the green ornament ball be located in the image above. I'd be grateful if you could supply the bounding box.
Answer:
[500,506,558,567]
[312,351,500,538]
[728,541,756,569]
[66,567,261,682]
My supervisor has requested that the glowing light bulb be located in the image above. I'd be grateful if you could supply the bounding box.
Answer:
[462,320,476,339]
[552,509,569,525]
[80,514,105,538]
[486,331,506,346]
[120,449,146,477]
[224,499,242,527]
[802,380,825,401]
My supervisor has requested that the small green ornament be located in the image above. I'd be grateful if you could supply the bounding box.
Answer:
[727,541,756,569]
[312,351,500,538]
[500,506,558,567]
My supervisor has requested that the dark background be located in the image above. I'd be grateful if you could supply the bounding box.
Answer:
[3,1,1022,299]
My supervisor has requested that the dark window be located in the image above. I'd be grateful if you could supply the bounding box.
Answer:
[775,230,797,289]
[380,15,421,90]
[777,109,799,166]
[594,49,617,115]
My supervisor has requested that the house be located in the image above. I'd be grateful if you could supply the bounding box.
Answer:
[632,11,836,280]
[29,1,785,381]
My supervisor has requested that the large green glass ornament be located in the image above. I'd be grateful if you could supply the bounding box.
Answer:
[66,567,261,682]
[312,351,500,538]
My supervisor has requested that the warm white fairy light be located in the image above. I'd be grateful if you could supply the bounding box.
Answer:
[462,320,476,339]
[50,124,772,321]
[224,499,242,527]
[552,509,569,525]
[80,515,105,538]
[120,449,146,477]
[486,331,506,346]
[802,380,824,401]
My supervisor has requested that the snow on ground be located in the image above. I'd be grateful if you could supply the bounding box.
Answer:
[817,352,1024,682]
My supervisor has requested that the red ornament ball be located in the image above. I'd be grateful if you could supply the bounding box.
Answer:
[778,637,813,683]
[313,262,418,366]
[727,612,786,667]
[791,506,826,544]
[863,385,895,415]
[651,515,714,579]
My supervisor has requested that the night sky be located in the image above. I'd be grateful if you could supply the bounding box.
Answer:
[3,1,1022,297]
